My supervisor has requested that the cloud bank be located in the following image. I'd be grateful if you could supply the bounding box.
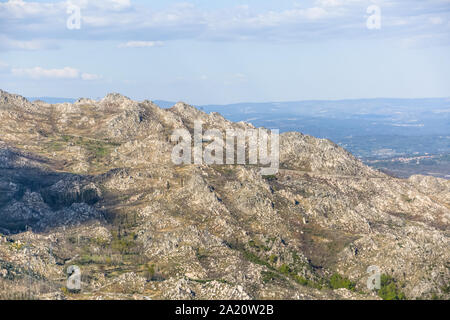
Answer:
[11,66,101,81]
[0,0,448,50]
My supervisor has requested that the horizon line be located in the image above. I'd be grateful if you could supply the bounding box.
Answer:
[25,95,450,107]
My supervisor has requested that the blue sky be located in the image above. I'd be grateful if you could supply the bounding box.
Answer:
[0,0,449,104]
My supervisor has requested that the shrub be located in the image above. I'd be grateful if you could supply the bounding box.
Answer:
[248,239,270,252]
[111,236,136,254]
[269,254,278,264]
[294,275,309,286]
[262,271,281,283]
[242,251,272,269]
[263,175,277,181]
[279,264,291,275]
[378,274,406,300]
[329,273,356,291]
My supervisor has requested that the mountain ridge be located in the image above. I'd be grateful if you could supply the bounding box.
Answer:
[0,89,448,300]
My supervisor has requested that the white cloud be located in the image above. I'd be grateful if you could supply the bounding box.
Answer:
[79,0,132,11]
[0,0,449,45]
[0,35,50,51]
[11,66,102,81]
[224,73,248,85]
[429,17,443,25]
[118,41,164,48]
[315,0,343,8]
[314,0,366,7]
[234,73,247,80]
[12,67,79,79]
[0,60,9,72]
[103,0,131,11]
[0,0,63,19]
[81,73,102,81]
[303,7,328,20]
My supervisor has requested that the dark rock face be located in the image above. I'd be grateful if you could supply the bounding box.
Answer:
[0,146,102,233]
[41,179,102,208]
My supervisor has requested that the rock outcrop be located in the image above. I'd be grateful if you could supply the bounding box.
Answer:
[0,89,448,300]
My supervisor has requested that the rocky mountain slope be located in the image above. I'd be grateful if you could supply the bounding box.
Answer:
[0,89,448,300]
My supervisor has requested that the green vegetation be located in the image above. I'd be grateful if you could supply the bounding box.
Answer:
[280,264,323,289]
[401,194,414,203]
[260,262,322,289]
[147,264,155,276]
[377,274,406,300]
[269,254,278,264]
[248,239,270,252]
[48,134,121,160]
[279,264,290,275]
[78,254,107,265]
[195,248,209,261]
[9,241,26,251]
[263,175,277,181]
[61,287,69,296]
[240,242,326,290]
[293,275,309,286]
[329,273,356,291]
[214,165,235,177]
[261,271,283,284]
[111,233,137,255]
[242,250,272,269]
[190,278,229,285]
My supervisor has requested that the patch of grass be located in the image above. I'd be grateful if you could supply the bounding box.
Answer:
[269,254,278,264]
[293,274,308,286]
[261,271,283,284]
[242,250,272,269]
[293,275,323,289]
[401,194,414,203]
[90,237,110,248]
[51,134,121,161]
[77,254,106,265]
[278,263,323,289]
[213,165,235,177]
[47,141,64,152]
[279,264,291,275]
[329,273,356,291]
[190,278,229,285]
[377,274,406,300]
[263,175,277,181]
[195,248,208,261]
[441,284,450,294]
[237,241,323,289]
[9,242,26,251]
[248,239,270,252]
[111,234,137,255]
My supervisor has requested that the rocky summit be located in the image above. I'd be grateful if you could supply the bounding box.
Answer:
[0,89,448,300]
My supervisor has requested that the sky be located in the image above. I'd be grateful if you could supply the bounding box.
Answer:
[0,0,449,104]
